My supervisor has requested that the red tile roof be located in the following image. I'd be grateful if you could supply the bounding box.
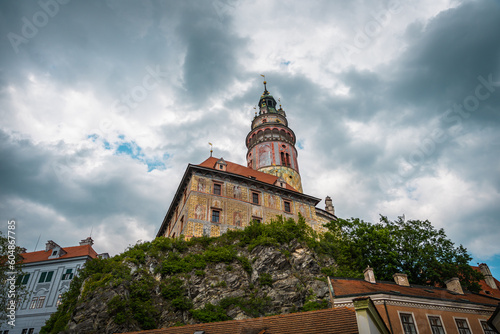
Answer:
[126,307,358,334]
[331,278,500,306]
[471,266,500,299]
[20,245,98,264]
[198,157,299,192]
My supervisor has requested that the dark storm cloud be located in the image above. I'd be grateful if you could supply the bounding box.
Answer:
[388,1,500,124]
[174,2,248,107]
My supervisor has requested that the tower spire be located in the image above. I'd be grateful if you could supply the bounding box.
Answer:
[261,74,269,95]
[245,79,303,192]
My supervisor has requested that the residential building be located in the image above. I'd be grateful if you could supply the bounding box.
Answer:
[0,238,101,334]
[331,265,500,334]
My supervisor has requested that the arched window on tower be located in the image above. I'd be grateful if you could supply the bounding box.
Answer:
[280,152,285,166]
[286,153,291,167]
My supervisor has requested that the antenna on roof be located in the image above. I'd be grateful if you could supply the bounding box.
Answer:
[209,142,213,157]
[34,233,41,252]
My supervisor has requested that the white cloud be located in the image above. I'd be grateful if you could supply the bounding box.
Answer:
[1,0,499,278]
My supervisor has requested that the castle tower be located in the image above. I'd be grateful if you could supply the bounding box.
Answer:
[245,81,303,193]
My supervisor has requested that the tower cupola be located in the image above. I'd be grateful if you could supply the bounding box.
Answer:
[245,80,303,192]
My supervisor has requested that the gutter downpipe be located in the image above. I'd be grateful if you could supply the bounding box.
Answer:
[327,276,335,307]
[384,300,394,334]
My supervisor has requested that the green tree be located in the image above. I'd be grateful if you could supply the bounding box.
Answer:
[0,230,25,322]
[323,216,483,292]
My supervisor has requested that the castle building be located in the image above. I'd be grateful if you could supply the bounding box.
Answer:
[157,81,336,239]
[0,238,104,334]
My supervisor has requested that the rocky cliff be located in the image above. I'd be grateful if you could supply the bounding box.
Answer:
[42,218,336,334]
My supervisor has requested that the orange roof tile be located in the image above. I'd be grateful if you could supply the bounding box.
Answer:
[471,266,500,299]
[126,307,358,334]
[331,278,500,306]
[20,245,98,264]
[198,157,299,192]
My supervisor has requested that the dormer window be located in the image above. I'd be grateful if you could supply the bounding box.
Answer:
[215,158,227,171]
[52,250,58,256]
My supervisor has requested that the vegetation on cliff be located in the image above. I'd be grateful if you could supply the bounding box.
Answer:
[40,215,482,333]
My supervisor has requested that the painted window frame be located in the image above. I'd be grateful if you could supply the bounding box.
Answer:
[211,209,221,223]
[454,317,472,334]
[213,182,222,196]
[16,273,30,285]
[398,311,419,334]
[479,319,496,334]
[251,191,260,205]
[427,314,447,334]
[284,200,292,213]
[38,271,54,283]
[36,296,46,308]
[252,216,262,223]
[62,269,74,280]
[29,297,38,309]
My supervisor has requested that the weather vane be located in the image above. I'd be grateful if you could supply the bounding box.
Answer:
[209,142,213,157]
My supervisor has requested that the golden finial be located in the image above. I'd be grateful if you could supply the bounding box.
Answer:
[209,142,213,157]
[260,74,268,94]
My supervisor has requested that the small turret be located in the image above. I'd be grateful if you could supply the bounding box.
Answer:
[325,196,335,215]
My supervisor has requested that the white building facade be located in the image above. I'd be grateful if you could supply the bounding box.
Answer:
[1,238,102,334]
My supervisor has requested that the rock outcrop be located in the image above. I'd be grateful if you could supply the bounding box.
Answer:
[45,222,335,334]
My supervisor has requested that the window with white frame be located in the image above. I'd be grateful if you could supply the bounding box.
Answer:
[428,316,445,334]
[62,269,74,280]
[480,320,496,334]
[29,297,38,309]
[400,313,418,334]
[38,271,54,283]
[455,318,471,334]
[36,296,45,308]
[16,273,30,285]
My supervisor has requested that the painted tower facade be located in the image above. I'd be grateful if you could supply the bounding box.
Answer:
[245,81,303,193]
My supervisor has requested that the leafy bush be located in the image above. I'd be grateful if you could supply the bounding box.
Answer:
[161,277,184,300]
[259,273,273,287]
[190,303,231,323]
[237,256,252,275]
[171,297,193,311]
[302,299,329,312]
[203,246,236,263]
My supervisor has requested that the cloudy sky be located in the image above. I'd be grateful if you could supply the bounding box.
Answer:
[1,0,499,278]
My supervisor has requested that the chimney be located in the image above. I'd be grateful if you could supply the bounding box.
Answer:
[45,240,60,251]
[445,277,464,294]
[79,237,94,246]
[325,196,335,215]
[478,263,498,290]
[364,266,376,283]
[393,273,410,286]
